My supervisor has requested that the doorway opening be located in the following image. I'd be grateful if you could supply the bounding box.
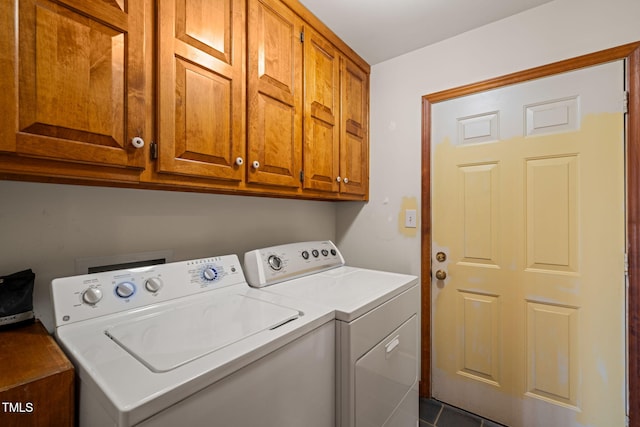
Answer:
[420,41,640,427]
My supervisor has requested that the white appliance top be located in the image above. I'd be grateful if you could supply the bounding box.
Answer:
[244,241,418,322]
[51,254,333,426]
[105,294,299,373]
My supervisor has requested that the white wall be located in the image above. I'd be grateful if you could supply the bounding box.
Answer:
[0,181,336,330]
[336,0,640,277]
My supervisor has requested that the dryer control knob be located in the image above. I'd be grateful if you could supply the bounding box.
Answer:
[145,277,163,293]
[268,255,283,271]
[115,281,136,298]
[82,287,103,305]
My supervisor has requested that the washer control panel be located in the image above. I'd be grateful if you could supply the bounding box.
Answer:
[243,240,345,288]
[52,254,245,326]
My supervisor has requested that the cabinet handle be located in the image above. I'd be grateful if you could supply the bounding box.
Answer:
[235,157,244,166]
[343,177,349,184]
[336,176,342,182]
[252,161,260,169]
[131,136,145,149]
[385,335,400,358]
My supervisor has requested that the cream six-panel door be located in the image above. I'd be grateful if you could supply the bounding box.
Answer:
[431,61,626,427]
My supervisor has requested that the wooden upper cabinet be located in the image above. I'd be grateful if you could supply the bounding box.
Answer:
[247,0,303,188]
[0,0,368,199]
[0,0,146,170]
[157,0,245,182]
[340,56,369,196]
[302,26,340,193]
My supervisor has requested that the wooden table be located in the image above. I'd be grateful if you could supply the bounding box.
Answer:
[0,320,74,426]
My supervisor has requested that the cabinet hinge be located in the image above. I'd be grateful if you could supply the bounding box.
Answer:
[150,141,158,160]
[623,90,629,114]
[299,170,304,182]
[300,31,304,43]
[625,252,629,276]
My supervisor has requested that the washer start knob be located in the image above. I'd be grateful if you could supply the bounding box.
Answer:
[202,267,218,281]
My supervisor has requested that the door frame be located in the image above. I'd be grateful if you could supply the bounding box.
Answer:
[420,41,640,426]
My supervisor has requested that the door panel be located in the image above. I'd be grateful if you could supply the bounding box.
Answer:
[247,0,302,188]
[157,0,245,181]
[5,0,146,168]
[431,61,626,427]
[303,26,339,193]
[340,58,369,196]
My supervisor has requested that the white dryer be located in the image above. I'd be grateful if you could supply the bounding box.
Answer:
[51,254,335,426]
[244,241,420,427]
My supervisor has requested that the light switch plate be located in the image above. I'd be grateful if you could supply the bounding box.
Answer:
[405,209,417,228]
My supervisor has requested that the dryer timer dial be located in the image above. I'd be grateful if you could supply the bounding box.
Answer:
[268,255,283,271]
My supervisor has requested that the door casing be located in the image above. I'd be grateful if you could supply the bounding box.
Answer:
[420,41,640,427]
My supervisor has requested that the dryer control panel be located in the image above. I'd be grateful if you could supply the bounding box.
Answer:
[243,241,345,288]
[51,254,245,326]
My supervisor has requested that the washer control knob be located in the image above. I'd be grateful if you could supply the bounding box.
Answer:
[301,250,310,260]
[268,255,283,271]
[203,267,218,281]
[312,249,319,258]
[82,287,103,305]
[321,249,329,256]
[145,277,163,293]
[115,281,136,298]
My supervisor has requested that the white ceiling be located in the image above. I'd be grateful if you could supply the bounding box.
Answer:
[298,0,554,65]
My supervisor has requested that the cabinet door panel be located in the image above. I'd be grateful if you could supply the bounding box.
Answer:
[247,0,302,188]
[340,57,369,196]
[176,0,230,62]
[2,0,145,169]
[303,28,340,193]
[158,0,245,181]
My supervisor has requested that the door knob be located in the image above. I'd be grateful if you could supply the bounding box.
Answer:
[436,252,447,262]
[435,270,447,280]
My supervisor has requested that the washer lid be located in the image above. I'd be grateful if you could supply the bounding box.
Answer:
[105,294,299,372]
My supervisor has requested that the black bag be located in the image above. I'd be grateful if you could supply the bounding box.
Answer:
[0,269,35,329]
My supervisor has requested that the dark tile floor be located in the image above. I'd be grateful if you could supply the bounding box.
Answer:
[419,398,506,427]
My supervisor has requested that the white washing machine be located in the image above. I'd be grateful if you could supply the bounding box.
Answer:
[244,241,420,427]
[51,254,335,426]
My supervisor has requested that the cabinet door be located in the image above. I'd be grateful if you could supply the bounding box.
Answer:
[247,0,303,188]
[302,27,340,193]
[340,57,369,197]
[157,0,245,181]
[0,0,146,170]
